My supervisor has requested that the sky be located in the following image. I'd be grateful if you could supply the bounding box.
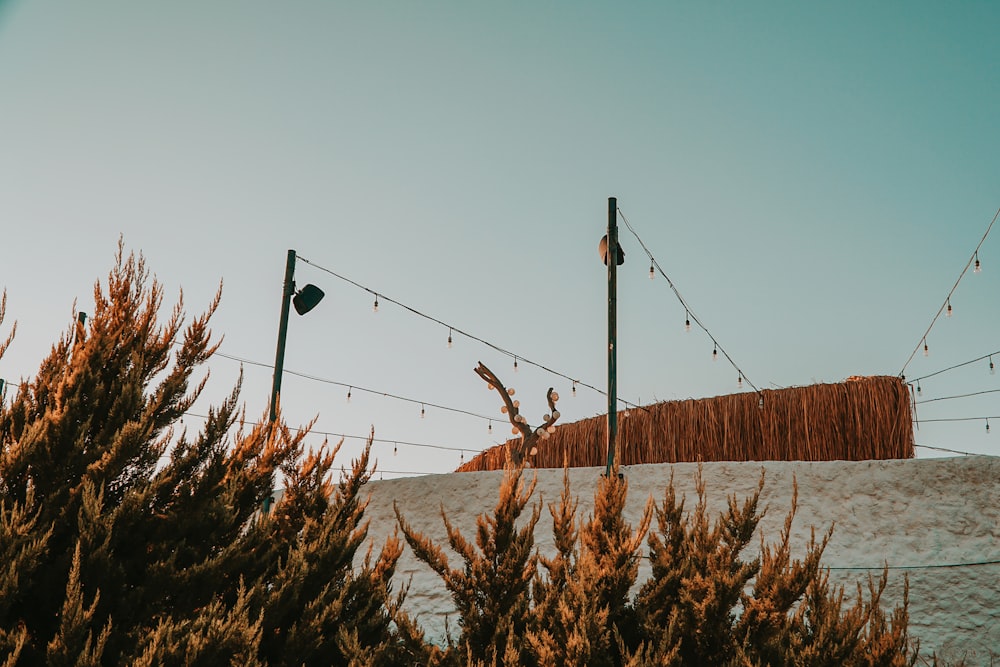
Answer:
[1,1,998,477]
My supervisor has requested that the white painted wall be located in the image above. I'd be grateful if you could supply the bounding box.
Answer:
[359,456,1000,664]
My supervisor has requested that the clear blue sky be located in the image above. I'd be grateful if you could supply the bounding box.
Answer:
[1,1,998,475]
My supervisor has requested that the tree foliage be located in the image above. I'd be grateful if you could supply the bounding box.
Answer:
[0,247,406,665]
[0,248,928,665]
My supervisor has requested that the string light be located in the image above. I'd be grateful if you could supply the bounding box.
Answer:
[923,339,929,357]
[737,374,743,388]
[488,420,492,434]
[615,207,760,394]
[917,381,922,396]
[460,450,465,464]
[420,403,425,419]
[571,381,577,397]
[447,328,453,348]
[393,442,398,456]
[712,344,718,362]
[373,294,380,312]
[649,264,655,280]
[347,386,352,402]
[513,356,519,373]
[987,418,991,434]
[990,356,995,375]
[295,255,648,411]
[897,207,999,378]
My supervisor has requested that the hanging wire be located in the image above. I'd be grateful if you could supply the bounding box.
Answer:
[183,411,490,455]
[295,255,649,411]
[899,206,1000,377]
[906,348,1000,384]
[211,349,500,424]
[616,207,762,395]
[915,388,1000,405]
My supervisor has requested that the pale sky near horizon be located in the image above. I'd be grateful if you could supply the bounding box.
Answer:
[1,1,998,476]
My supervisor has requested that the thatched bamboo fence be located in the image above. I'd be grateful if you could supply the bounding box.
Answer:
[456,376,914,472]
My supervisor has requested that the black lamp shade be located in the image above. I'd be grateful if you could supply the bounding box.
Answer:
[293,284,325,315]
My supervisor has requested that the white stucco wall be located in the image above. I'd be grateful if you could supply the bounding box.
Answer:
[358,456,1000,664]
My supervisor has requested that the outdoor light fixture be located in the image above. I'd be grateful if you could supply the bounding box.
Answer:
[293,284,325,315]
[599,233,625,266]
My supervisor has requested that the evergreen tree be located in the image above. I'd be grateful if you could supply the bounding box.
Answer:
[0,246,406,664]
[396,463,541,666]
[526,469,611,666]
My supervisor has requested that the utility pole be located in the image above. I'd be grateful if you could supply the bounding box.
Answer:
[606,196,618,477]
[270,249,296,423]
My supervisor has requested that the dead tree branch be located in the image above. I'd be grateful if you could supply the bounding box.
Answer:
[475,362,561,465]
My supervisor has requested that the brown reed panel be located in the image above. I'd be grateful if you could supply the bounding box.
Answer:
[455,376,915,472]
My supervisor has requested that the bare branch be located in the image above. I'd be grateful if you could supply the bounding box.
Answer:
[474,362,563,465]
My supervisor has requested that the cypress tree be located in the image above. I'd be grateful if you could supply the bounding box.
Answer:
[395,463,541,666]
[0,245,404,664]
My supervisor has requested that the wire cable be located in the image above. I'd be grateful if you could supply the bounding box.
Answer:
[915,388,1000,405]
[899,206,1000,377]
[617,207,761,395]
[212,350,499,423]
[906,348,1000,384]
[914,444,989,457]
[296,255,650,412]
[827,559,1000,571]
[182,411,492,455]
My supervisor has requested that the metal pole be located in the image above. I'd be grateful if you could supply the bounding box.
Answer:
[606,197,618,477]
[269,249,296,423]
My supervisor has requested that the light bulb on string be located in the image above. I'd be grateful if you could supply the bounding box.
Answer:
[916,381,922,396]
[986,418,990,434]
[373,294,379,312]
[990,355,995,375]
[946,299,952,317]
[712,344,718,362]
[420,404,425,419]
[649,264,655,280]
[974,252,981,273]
[685,311,691,332]
[923,339,929,357]
[737,374,743,388]
[460,450,465,464]
[514,356,519,373]
[346,386,352,403]
[393,442,397,456]
[571,381,577,397]
[488,420,492,434]
[447,328,453,348]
